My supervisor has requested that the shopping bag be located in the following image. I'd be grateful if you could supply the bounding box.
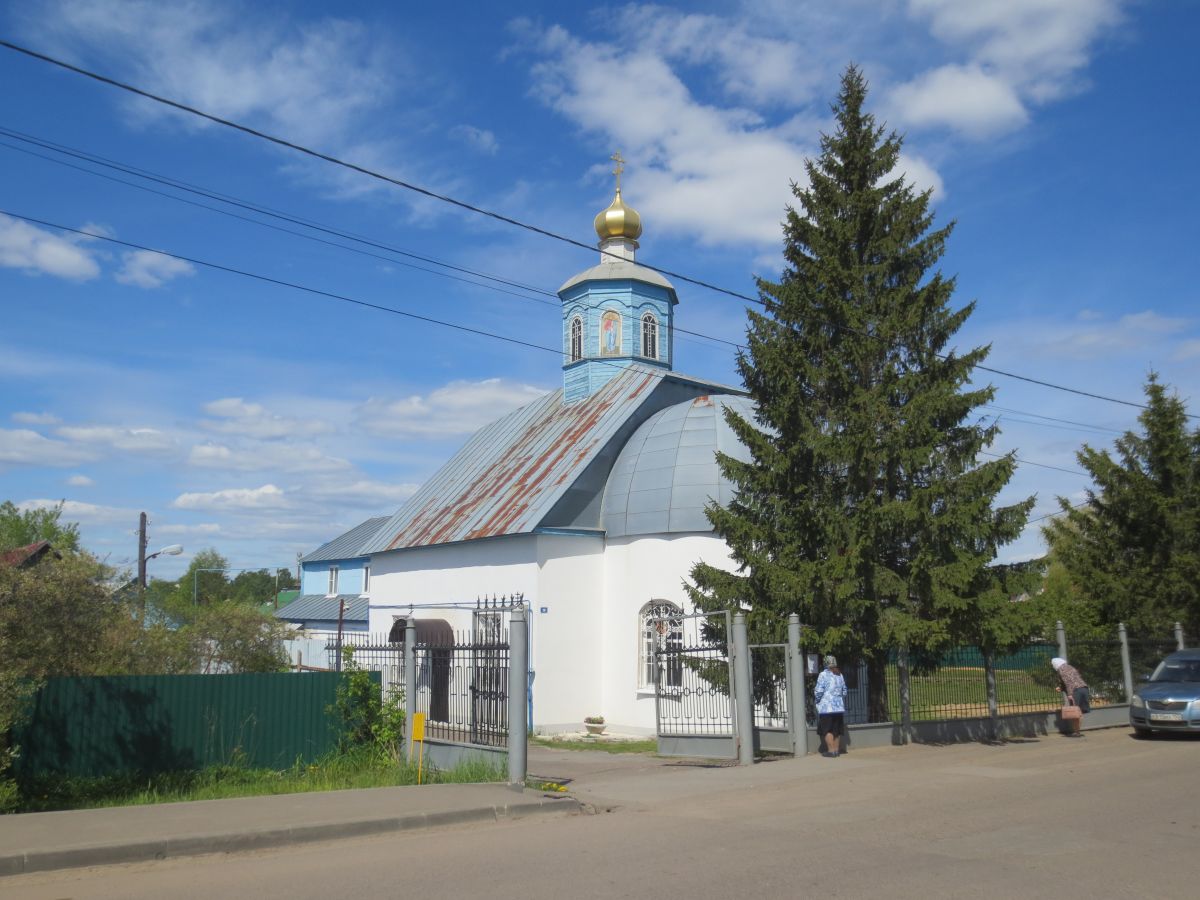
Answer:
[1060,701,1082,722]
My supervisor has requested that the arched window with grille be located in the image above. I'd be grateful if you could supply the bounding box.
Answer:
[638,600,683,690]
[569,316,583,362]
[641,313,658,359]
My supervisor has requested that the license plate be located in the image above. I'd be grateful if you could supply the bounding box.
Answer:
[1150,713,1184,722]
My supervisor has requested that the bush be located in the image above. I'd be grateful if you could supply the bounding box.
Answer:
[331,648,406,761]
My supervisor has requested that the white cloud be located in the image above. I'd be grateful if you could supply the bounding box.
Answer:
[18,498,132,525]
[900,0,1124,135]
[989,309,1194,362]
[156,522,222,537]
[357,378,548,438]
[304,479,419,506]
[114,250,195,288]
[450,124,499,155]
[12,411,61,425]
[173,484,289,511]
[518,23,820,248]
[888,64,1028,137]
[1173,339,1200,362]
[0,214,101,281]
[29,1,395,149]
[0,428,94,467]
[55,425,177,454]
[188,441,350,474]
[66,473,94,487]
[612,6,821,108]
[201,397,334,440]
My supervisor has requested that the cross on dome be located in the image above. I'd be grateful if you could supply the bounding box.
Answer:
[594,150,642,244]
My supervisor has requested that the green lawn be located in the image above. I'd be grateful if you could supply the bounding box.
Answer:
[532,736,658,754]
[11,748,504,814]
[889,666,1062,720]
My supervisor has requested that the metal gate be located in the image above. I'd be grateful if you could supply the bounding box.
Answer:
[651,610,736,759]
[750,643,797,754]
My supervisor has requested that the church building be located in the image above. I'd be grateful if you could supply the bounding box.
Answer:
[359,167,755,734]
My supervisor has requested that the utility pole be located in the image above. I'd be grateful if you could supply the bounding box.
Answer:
[137,511,148,621]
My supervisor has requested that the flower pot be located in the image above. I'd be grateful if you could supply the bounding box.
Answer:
[584,722,606,735]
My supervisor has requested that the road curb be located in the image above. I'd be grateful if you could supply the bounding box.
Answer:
[0,795,580,877]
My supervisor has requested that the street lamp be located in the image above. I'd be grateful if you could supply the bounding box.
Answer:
[136,511,183,622]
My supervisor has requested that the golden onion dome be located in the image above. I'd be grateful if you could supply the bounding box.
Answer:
[594,189,642,242]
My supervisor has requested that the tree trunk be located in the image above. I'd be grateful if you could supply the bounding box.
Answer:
[867,655,891,723]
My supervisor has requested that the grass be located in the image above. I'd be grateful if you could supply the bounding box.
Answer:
[11,747,505,814]
[532,736,658,754]
[888,666,1062,720]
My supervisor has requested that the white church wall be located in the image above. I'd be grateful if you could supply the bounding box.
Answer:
[531,533,605,732]
[600,532,738,733]
[367,536,540,635]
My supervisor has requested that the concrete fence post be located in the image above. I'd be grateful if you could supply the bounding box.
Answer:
[1118,622,1134,704]
[787,614,806,756]
[404,618,417,762]
[1056,620,1068,660]
[898,645,912,746]
[732,612,755,766]
[1175,622,1186,651]
[984,650,999,742]
[507,604,528,790]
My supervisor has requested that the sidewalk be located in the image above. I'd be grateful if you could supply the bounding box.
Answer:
[0,781,579,877]
[0,730,1115,878]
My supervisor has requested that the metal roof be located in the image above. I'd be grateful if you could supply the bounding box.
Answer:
[602,394,758,538]
[557,259,676,296]
[363,365,745,553]
[274,594,368,623]
[300,517,389,563]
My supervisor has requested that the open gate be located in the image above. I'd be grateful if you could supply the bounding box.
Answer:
[749,643,797,754]
[651,610,736,759]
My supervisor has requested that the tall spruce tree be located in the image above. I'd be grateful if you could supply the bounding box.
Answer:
[688,66,1033,720]
[1043,374,1200,639]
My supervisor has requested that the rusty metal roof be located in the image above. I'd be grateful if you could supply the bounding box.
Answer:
[363,365,744,553]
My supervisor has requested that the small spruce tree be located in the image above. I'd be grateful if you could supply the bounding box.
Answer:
[688,66,1033,720]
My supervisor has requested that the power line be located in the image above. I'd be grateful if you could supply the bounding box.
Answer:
[979,451,1089,478]
[1,38,1183,418]
[2,207,1105,485]
[0,125,742,353]
[982,405,1125,436]
[1026,498,1092,525]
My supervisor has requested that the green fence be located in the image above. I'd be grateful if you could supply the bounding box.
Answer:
[10,672,378,777]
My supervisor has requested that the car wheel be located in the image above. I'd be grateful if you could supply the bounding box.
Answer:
[1132,726,1154,738]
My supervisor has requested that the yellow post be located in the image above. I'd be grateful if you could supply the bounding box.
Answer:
[411,712,426,785]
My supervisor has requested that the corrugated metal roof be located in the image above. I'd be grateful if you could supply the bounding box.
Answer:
[363,365,745,553]
[274,594,368,623]
[300,517,389,563]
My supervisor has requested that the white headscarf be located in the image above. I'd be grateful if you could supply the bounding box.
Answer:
[1051,657,1066,670]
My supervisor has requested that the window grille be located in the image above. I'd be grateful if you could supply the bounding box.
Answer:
[639,600,683,690]
[641,313,658,359]
[362,566,370,593]
[327,566,339,595]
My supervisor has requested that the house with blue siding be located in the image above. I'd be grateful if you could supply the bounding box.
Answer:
[275,516,386,638]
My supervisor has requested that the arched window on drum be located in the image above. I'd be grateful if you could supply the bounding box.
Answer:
[640,313,658,360]
[569,315,583,362]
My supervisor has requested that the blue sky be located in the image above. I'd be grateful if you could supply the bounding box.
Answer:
[1,0,1197,579]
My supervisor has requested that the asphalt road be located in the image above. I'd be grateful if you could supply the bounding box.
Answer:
[7,729,1198,899]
